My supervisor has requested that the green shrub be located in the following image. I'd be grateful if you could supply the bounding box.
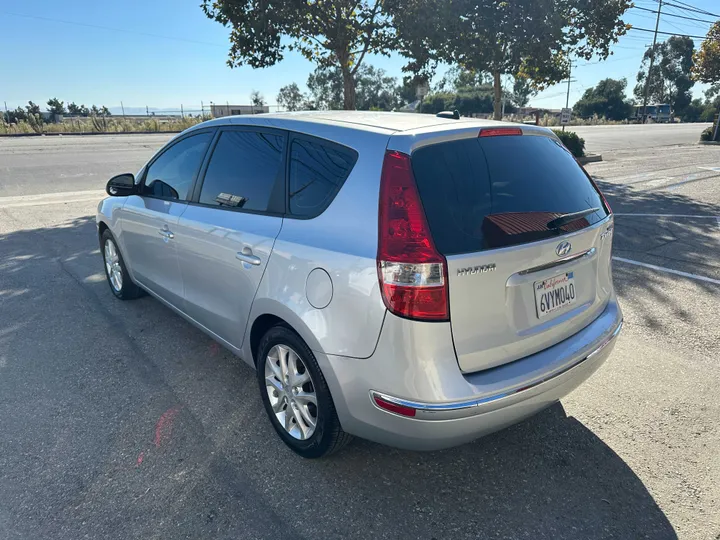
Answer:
[700,126,715,141]
[551,129,586,157]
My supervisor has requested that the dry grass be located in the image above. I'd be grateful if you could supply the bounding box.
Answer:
[0,116,207,135]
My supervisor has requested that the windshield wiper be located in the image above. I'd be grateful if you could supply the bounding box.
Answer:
[546,208,601,230]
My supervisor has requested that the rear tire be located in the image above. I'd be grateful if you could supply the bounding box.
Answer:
[256,325,352,458]
[100,229,143,300]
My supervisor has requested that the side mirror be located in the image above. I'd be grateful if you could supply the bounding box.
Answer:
[106,173,136,197]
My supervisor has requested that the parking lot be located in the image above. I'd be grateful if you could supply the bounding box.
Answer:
[0,128,718,539]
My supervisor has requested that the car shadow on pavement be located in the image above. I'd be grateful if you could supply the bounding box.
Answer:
[0,213,677,540]
[317,403,677,539]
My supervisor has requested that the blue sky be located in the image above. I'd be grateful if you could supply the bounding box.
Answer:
[0,0,715,113]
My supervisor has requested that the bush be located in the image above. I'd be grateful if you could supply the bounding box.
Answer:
[551,129,586,157]
[700,126,715,141]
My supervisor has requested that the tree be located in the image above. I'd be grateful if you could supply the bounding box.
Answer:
[306,64,401,111]
[419,91,495,116]
[4,107,27,123]
[67,103,90,116]
[397,80,419,106]
[574,78,633,120]
[423,67,522,115]
[635,36,694,117]
[681,98,716,122]
[26,101,41,116]
[46,98,66,116]
[391,0,631,119]
[277,83,306,111]
[202,0,397,110]
[307,66,344,110]
[356,65,400,110]
[512,76,538,108]
[250,90,266,108]
[693,21,720,85]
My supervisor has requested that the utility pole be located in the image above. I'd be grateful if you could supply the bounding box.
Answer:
[641,0,662,124]
[120,101,126,117]
[181,104,184,118]
[201,101,205,118]
[563,58,572,132]
[3,101,8,124]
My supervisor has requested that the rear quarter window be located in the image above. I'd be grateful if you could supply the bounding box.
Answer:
[288,137,358,218]
[411,134,608,255]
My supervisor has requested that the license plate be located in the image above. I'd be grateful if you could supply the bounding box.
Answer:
[534,272,577,319]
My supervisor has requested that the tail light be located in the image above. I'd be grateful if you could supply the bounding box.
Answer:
[377,150,448,321]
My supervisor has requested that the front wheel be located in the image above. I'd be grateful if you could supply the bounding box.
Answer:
[256,325,352,458]
[101,229,143,300]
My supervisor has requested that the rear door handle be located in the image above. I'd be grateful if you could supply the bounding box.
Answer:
[236,250,261,266]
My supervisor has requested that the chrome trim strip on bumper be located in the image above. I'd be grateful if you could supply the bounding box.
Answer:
[370,320,623,421]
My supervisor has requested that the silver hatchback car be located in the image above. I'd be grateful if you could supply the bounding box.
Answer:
[97,111,622,458]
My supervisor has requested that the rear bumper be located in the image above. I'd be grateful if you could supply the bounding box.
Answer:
[320,296,622,451]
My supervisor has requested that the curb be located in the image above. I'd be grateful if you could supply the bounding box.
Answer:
[577,154,603,164]
[0,131,182,138]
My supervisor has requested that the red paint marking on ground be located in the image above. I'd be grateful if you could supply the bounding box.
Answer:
[154,406,181,448]
[136,451,145,467]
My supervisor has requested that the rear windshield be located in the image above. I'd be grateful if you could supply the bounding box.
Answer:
[411,134,609,255]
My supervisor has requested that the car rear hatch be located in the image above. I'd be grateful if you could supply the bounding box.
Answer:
[408,127,614,373]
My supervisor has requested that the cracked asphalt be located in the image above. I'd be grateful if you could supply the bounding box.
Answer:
[0,128,718,539]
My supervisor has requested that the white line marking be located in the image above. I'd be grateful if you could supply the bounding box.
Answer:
[613,257,720,285]
[614,213,720,219]
[0,190,105,208]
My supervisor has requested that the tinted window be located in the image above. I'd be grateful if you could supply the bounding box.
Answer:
[289,138,357,218]
[199,130,285,212]
[144,132,212,200]
[411,135,608,255]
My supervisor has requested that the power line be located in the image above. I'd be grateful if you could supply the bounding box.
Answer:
[576,54,640,66]
[662,1,719,18]
[633,5,714,24]
[628,26,707,39]
[0,10,228,48]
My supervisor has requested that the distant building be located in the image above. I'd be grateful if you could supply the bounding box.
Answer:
[210,104,269,117]
[633,104,672,123]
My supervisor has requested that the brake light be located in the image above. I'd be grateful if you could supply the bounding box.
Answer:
[377,150,448,321]
[479,127,523,137]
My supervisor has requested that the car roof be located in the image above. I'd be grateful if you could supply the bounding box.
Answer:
[193,110,521,136]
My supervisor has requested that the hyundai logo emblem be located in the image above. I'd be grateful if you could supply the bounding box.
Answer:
[556,241,572,257]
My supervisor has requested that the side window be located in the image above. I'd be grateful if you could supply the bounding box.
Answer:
[144,132,213,200]
[288,138,357,218]
[199,130,286,212]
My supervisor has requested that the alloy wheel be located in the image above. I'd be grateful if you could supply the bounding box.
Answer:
[264,344,318,440]
[104,239,123,292]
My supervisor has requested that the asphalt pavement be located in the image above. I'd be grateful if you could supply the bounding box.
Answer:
[572,123,712,153]
[0,126,718,539]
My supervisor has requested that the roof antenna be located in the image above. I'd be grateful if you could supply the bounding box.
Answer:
[436,110,460,120]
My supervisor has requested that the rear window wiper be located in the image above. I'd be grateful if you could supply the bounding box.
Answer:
[546,208,601,230]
